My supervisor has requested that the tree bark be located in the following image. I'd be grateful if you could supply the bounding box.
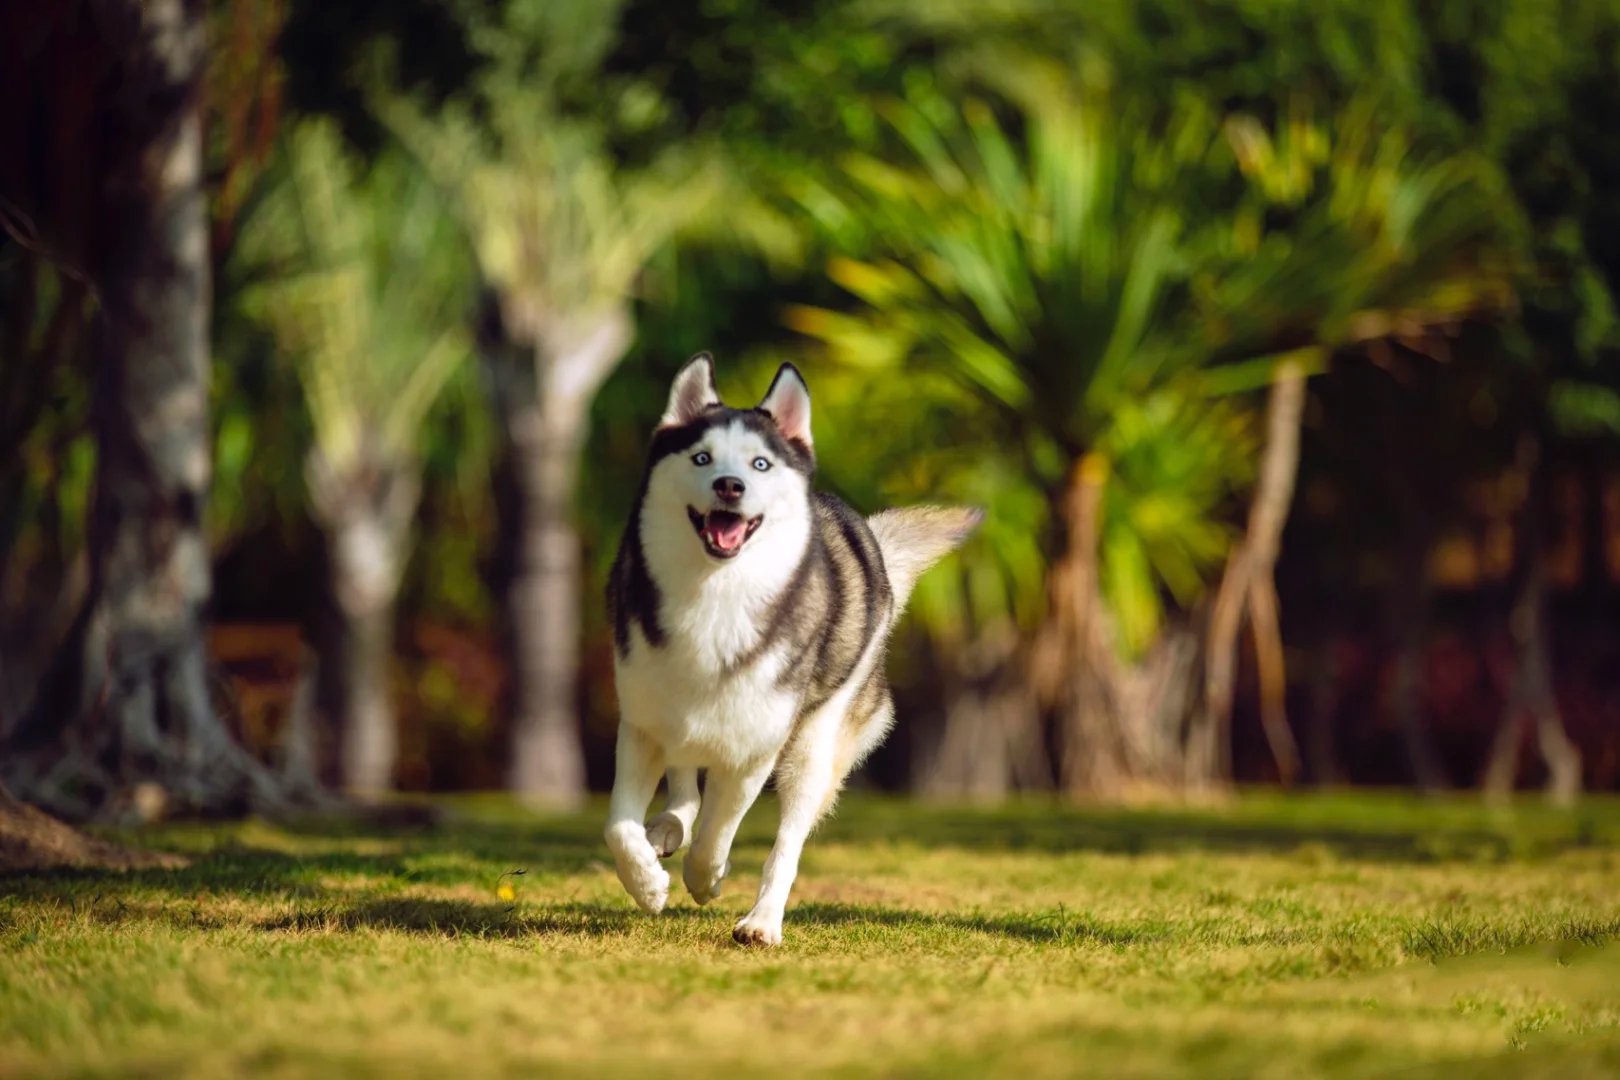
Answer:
[334,601,395,795]
[1034,453,1138,797]
[4,0,286,819]
[916,624,1046,799]
[306,451,418,797]
[1191,546,1248,787]
[1190,360,1307,787]
[505,408,590,805]
[1483,437,1582,806]
[493,306,631,807]
[1244,364,1306,784]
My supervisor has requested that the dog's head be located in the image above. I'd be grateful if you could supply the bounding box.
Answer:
[639,354,815,568]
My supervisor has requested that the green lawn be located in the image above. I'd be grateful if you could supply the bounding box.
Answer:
[4,792,1620,1077]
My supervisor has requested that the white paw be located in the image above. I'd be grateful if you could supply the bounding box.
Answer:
[618,854,670,915]
[645,812,688,858]
[683,855,730,906]
[732,908,783,947]
[606,824,670,915]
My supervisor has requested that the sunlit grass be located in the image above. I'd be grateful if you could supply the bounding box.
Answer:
[4,793,1620,1077]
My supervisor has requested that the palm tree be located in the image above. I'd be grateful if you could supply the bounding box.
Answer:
[383,2,717,805]
[794,72,1509,796]
[240,121,471,796]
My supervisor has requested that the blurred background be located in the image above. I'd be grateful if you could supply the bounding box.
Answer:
[1,0,1617,823]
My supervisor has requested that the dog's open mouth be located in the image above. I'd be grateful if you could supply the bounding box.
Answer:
[687,507,763,559]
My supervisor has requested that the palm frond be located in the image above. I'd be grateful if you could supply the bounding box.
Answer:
[237,120,471,472]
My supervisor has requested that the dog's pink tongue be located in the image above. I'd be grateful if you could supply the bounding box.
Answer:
[705,514,748,551]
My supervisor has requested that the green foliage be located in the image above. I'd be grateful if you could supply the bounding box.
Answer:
[1100,395,1256,651]
[1447,0,1620,436]
[381,0,721,337]
[1207,100,1510,355]
[237,120,473,473]
[792,72,1236,649]
[792,50,1512,654]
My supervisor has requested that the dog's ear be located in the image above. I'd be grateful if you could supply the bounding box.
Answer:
[758,363,812,448]
[659,352,721,429]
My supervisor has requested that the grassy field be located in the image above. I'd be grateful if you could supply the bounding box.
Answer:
[4,792,1620,1078]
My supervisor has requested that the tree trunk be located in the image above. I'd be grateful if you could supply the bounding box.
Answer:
[1244,364,1306,784]
[306,451,418,797]
[4,0,285,819]
[1190,360,1307,787]
[1483,437,1582,806]
[1037,362,1309,799]
[1191,547,1248,787]
[506,409,590,805]
[1034,453,1138,797]
[335,602,396,795]
[494,307,631,807]
[916,624,1046,799]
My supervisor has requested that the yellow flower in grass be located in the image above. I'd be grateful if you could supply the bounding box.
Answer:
[495,869,525,904]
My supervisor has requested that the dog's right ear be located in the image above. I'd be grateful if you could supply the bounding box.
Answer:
[658,352,722,429]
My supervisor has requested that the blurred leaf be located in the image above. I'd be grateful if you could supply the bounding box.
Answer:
[1550,381,1620,439]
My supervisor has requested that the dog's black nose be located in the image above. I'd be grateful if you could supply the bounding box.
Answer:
[713,476,746,503]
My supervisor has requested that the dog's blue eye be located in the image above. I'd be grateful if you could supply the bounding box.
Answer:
[692,451,711,466]
[752,457,771,472]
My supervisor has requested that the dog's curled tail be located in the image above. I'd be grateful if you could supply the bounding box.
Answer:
[868,505,984,612]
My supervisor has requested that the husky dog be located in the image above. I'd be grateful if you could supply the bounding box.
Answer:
[604,353,980,946]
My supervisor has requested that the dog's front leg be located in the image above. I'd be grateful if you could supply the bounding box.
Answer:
[645,766,700,857]
[604,723,670,914]
[733,732,838,947]
[683,758,771,905]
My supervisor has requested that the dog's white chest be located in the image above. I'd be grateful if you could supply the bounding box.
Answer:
[613,594,799,770]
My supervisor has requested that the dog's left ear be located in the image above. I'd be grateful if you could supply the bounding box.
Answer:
[759,363,812,448]
[659,352,722,429]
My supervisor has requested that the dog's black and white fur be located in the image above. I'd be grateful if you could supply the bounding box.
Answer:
[604,354,979,946]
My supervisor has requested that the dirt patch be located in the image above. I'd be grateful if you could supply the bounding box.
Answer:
[0,787,184,871]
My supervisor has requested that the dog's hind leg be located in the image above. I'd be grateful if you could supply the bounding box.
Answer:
[821,685,895,820]
[646,766,699,857]
[683,758,771,905]
[604,723,671,915]
[733,718,842,947]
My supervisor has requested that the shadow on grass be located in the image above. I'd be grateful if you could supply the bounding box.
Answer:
[0,814,607,902]
[258,898,641,938]
[814,798,1616,863]
[4,793,1611,913]
[252,896,1620,960]
[790,901,1165,945]
[248,895,1162,947]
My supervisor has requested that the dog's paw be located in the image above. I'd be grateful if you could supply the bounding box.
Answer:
[645,811,688,858]
[606,823,671,915]
[731,910,783,948]
[683,855,730,905]
[618,857,670,915]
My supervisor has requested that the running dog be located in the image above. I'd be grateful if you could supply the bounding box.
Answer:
[605,354,980,946]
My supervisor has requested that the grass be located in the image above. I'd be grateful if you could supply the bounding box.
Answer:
[4,791,1620,1078]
